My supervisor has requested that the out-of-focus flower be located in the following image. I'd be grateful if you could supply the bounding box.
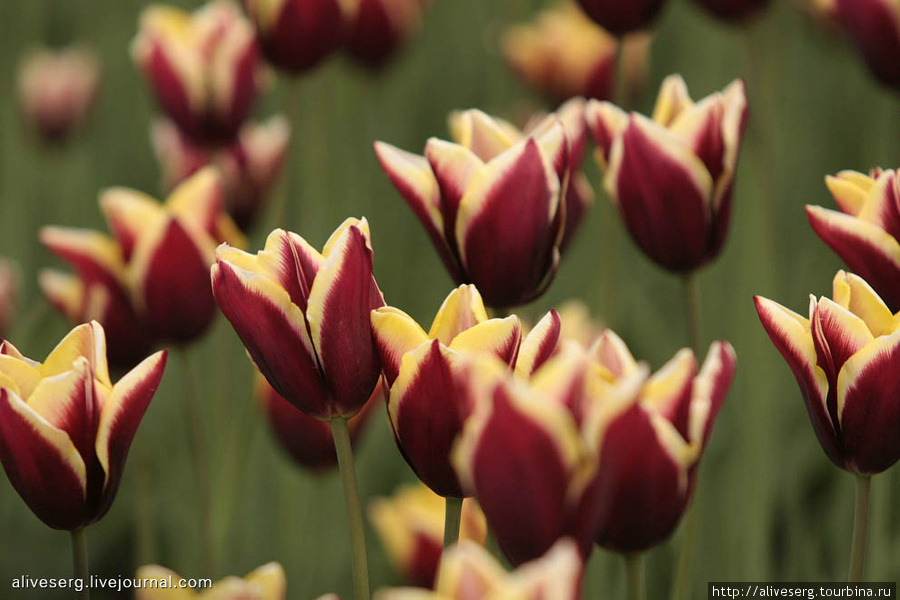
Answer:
[586,75,748,272]
[832,0,900,87]
[257,372,381,471]
[0,322,167,530]
[576,0,666,35]
[151,115,291,231]
[374,539,583,600]
[343,0,429,69]
[136,562,285,599]
[807,168,900,312]
[213,219,384,421]
[369,482,487,588]
[502,3,618,104]
[802,0,839,27]
[0,259,19,339]
[370,285,523,497]
[242,0,344,73]
[17,45,100,143]
[690,0,770,21]
[374,109,570,308]
[132,0,262,144]
[41,169,242,365]
[755,271,900,475]
[556,300,604,347]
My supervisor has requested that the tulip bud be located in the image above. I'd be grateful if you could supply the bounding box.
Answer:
[755,271,900,475]
[576,0,666,35]
[136,562,285,599]
[807,168,900,311]
[213,219,385,420]
[0,322,167,530]
[257,372,380,471]
[690,0,770,21]
[17,45,100,143]
[242,0,344,73]
[586,75,749,272]
[368,482,487,588]
[0,258,19,339]
[131,1,262,144]
[343,0,429,69]
[833,0,900,87]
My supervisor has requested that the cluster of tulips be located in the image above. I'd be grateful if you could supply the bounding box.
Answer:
[4,0,900,598]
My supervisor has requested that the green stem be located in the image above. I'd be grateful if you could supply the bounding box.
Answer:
[443,497,464,550]
[331,417,370,600]
[625,553,645,600]
[848,475,871,582]
[683,272,701,355]
[669,502,699,600]
[70,528,89,600]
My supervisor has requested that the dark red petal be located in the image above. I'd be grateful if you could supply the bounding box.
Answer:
[575,0,666,35]
[259,0,344,73]
[835,0,900,87]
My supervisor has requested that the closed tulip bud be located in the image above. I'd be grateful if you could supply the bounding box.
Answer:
[375,109,571,308]
[756,271,900,475]
[370,285,522,497]
[136,562,285,599]
[690,0,770,22]
[131,1,262,144]
[242,0,344,73]
[833,0,900,87]
[0,322,167,530]
[0,258,19,339]
[213,219,384,420]
[17,46,100,143]
[257,372,380,471]
[343,0,429,69]
[586,75,748,272]
[151,115,291,231]
[807,168,900,311]
[368,482,487,588]
[375,539,583,600]
[576,0,666,35]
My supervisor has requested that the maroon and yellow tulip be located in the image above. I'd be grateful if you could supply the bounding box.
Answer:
[368,482,487,588]
[755,271,900,475]
[576,0,666,35]
[136,562,285,599]
[374,109,571,308]
[374,539,583,600]
[832,0,900,87]
[242,0,344,73]
[17,45,100,143]
[807,168,900,312]
[586,75,748,272]
[0,258,19,339]
[213,219,384,421]
[132,1,262,144]
[343,0,429,69]
[0,322,167,530]
[690,0,770,21]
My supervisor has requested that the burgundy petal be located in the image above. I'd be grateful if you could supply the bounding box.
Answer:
[257,0,344,73]
[835,0,900,87]
[575,0,666,35]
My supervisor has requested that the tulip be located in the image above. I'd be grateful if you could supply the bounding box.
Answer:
[807,168,900,312]
[586,75,748,272]
[131,0,262,144]
[556,300,604,348]
[257,372,380,471]
[576,0,666,35]
[502,3,618,104]
[0,258,19,338]
[374,109,570,308]
[241,0,344,73]
[689,0,770,21]
[832,0,900,87]
[136,562,285,599]
[17,45,100,143]
[368,482,487,588]
[374,539,583,600]
[343,0,430,69]
[151,115,291,230]
[0,321,167,530]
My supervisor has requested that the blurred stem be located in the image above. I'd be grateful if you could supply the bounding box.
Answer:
[669,502,699,600]
[443,497,463,549]
[70,528,89,600]
[179,349,215,578]
[682,272,701,354]
[331,417,370,600]
[133,442,155,565]
[848,475,871,582]
[625,553,645,600]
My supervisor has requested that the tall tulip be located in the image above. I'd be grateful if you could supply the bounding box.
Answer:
[136,562,286,599]
[576,0,666,35]
[832,0,900,87]
[343,0,430,69]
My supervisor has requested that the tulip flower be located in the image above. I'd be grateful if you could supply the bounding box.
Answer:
[241,0,344,73]
[17,45,100,143]
[576,0,666,35]
[374,539,583,600]
[151,115,291,230]
[556,300,604,348]
[257,372,380,471]
[374,109,571,308]
[0,321,167,530]
[689,0,770,21]
[832,0,900,87]
[41,169,242,365]
[807,168,900,312]
[586,75,748,273]
[132,0,262,144]
[343,0,430,69]
[0,258,19,339]
[502,3,618,104]
[368,482,487,587]
[136,562,285,599]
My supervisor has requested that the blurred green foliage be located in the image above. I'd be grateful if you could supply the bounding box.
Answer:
[0,0,898,598]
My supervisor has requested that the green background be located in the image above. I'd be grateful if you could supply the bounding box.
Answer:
[0,0,898,597]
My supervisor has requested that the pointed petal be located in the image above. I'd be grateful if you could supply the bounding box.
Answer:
[651,74,693,127]
[585,100,628,167]
[448,316,522,366]
[428,284,489,344]
[448,109,519,161]
[40,226,127,292]
[371,306,430,387]
[515,309,562,378]
[589,329,639,378]
[164,166,224,238]
[41,321,111,387]
[826,171,876,216]
[99,188,166,260]
[811,297,874,394]
[641,349,697,439]
[256,228,324,312]
[832,270,896,337]
[688,341,736,448]
[425,139,484,243]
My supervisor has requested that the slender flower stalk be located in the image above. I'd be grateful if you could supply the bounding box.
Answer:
[71,528,89,600]
[669,503,699,600]
[626,553,645,600]
[848,476,871,582]
[443,497,463,550]
[331,418,370,600]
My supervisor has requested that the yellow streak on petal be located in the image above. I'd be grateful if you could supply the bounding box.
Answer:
[428,284,489,344]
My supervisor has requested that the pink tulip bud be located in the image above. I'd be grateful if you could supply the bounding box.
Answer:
[242,0,344,73]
